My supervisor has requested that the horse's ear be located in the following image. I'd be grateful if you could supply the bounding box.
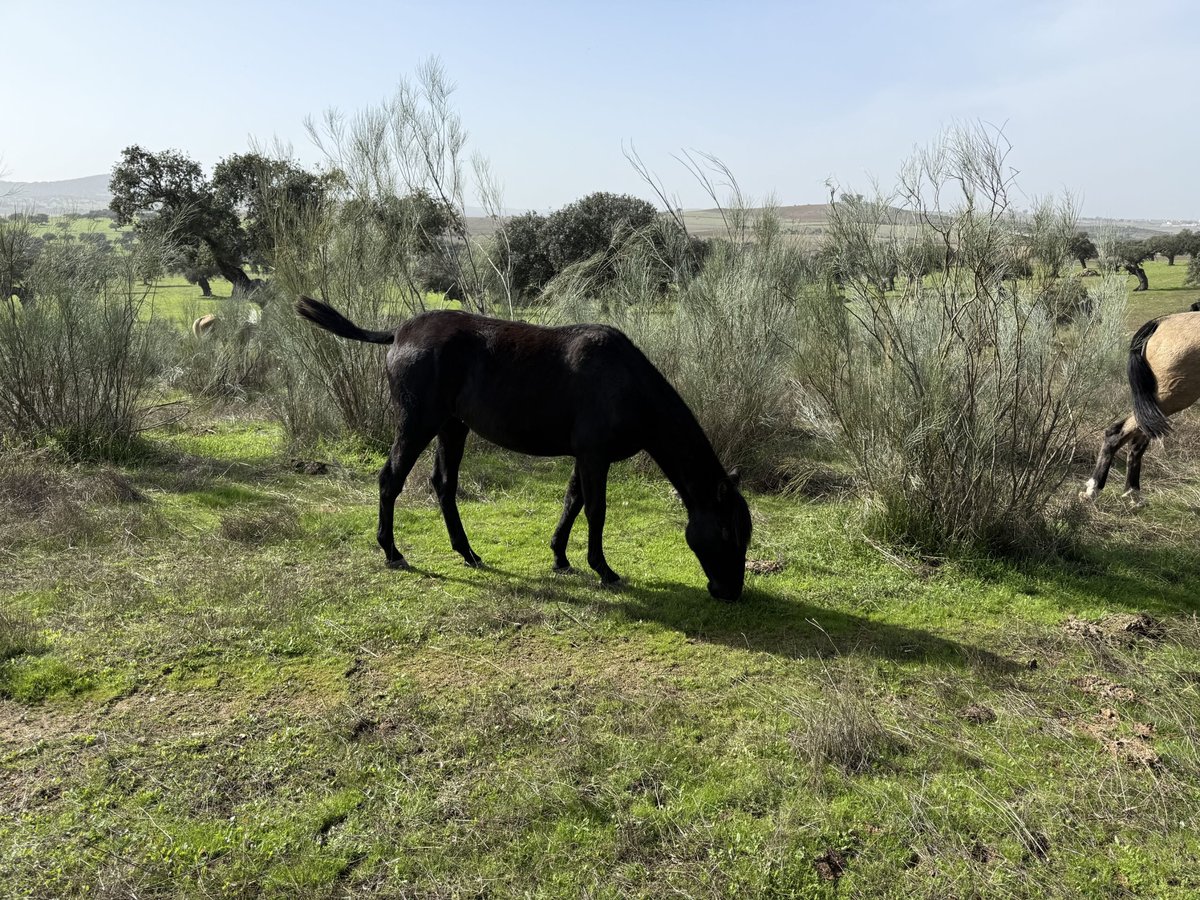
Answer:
[717,469,740,503]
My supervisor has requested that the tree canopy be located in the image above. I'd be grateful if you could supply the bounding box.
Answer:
[1109,238,1155,291]
[110,146,327,297]
[1068,231,1097,269]
[498,192,663,298]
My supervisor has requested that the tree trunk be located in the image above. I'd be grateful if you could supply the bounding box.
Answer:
[1077,255,1089,269]
[205,238,256,298]
[217,259,255,297]
[197,276,213,297]
[1166,253,1176,266]
[1126,264,1149,292]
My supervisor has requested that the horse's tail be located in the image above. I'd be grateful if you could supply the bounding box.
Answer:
[295,296,394,345]
[1128,318,1171,439]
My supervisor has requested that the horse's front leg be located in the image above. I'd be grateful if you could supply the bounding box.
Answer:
[550,465,582,571]
[1081,415,1139,501]
[578,458,620,585]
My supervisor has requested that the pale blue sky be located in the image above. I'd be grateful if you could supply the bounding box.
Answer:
[3,0,1195,218]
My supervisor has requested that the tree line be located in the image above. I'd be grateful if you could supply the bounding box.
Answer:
[102,147,700,306]
[1070,228,1200,291]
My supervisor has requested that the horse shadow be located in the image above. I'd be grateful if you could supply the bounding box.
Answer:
[614,578,1020,672]
[419,563,1020,674]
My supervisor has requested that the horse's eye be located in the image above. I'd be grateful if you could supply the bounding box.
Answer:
[721,528,731,541]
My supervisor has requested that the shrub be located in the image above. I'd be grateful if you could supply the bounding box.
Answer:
[0,226,170,456]
[265,59,505,449]
[795,125,1127,554]
[546,206,809,482]
[173,299,271,400]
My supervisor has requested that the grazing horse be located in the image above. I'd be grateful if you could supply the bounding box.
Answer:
[1082,310,1200,505]
[295,297,752,600]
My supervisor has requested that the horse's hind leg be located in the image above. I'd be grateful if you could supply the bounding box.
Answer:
[1081,415,1140,500]
[578,458,620,585]
[378,416,440,570]
[1121,432,1152,508]
[430,418,482,567]
[550,465,583,571]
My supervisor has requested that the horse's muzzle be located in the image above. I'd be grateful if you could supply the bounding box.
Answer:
[708,580,742,602]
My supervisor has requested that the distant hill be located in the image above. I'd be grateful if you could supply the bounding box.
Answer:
[4,176,1194,241]
[0,174,112,215]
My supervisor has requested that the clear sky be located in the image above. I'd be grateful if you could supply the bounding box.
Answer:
[3,0,1194,219]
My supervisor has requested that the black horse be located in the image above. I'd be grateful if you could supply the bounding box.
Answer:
[296,297,752,600]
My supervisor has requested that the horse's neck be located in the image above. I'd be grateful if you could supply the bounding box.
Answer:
[645,403,725,511]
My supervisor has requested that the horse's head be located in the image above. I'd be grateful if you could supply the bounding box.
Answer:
[686,469,752,601]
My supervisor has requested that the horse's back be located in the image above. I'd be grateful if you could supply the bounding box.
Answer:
[1145,312,1200,413]
[389,311,663,457]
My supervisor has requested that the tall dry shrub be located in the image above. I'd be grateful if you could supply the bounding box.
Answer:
[545,202,810,482]
[796,125,1126,553]
[263,196,396,449]
[172,299,271,401]
[263,58,507,449]
[0,225,169,456]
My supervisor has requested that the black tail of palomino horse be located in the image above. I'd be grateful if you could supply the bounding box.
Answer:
[295,296,752,600]
[1082,309,1200,506]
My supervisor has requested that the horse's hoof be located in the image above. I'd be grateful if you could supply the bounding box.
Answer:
[385,557,410,570]
[552,562,573,574]
[1121,489,1147,510]
[598,572,622,587]
[463,553,483,568]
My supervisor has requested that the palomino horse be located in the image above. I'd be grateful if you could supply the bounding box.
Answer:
[1082,310,1200,505]
[295,297,752,600]
[192,314,219,338]
[192,308,262,340]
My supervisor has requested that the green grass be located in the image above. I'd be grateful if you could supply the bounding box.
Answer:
[1120,256,1200,326]
[140,275,237,324]
[3,414,1199,898]
[27,214,128,239]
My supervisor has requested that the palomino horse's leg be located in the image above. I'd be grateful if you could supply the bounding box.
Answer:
[550,465,583,571]
[1122,432,1152,508]
[1082,416,1141,500]
[430,418,482,567]
[377,417,440,569]
[577,458,620,585]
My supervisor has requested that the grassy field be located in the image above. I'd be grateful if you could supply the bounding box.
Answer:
[1118,258,1200,326]
[3,221,1199,897]
[3,406,1200,898]
[26,215,127,239]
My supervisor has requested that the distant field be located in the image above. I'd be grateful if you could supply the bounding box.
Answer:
[13,215,1198,330]
[25,214,127,239]
[1121,257,1200,326]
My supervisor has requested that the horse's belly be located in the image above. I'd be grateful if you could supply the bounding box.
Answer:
[463,414,572,457]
